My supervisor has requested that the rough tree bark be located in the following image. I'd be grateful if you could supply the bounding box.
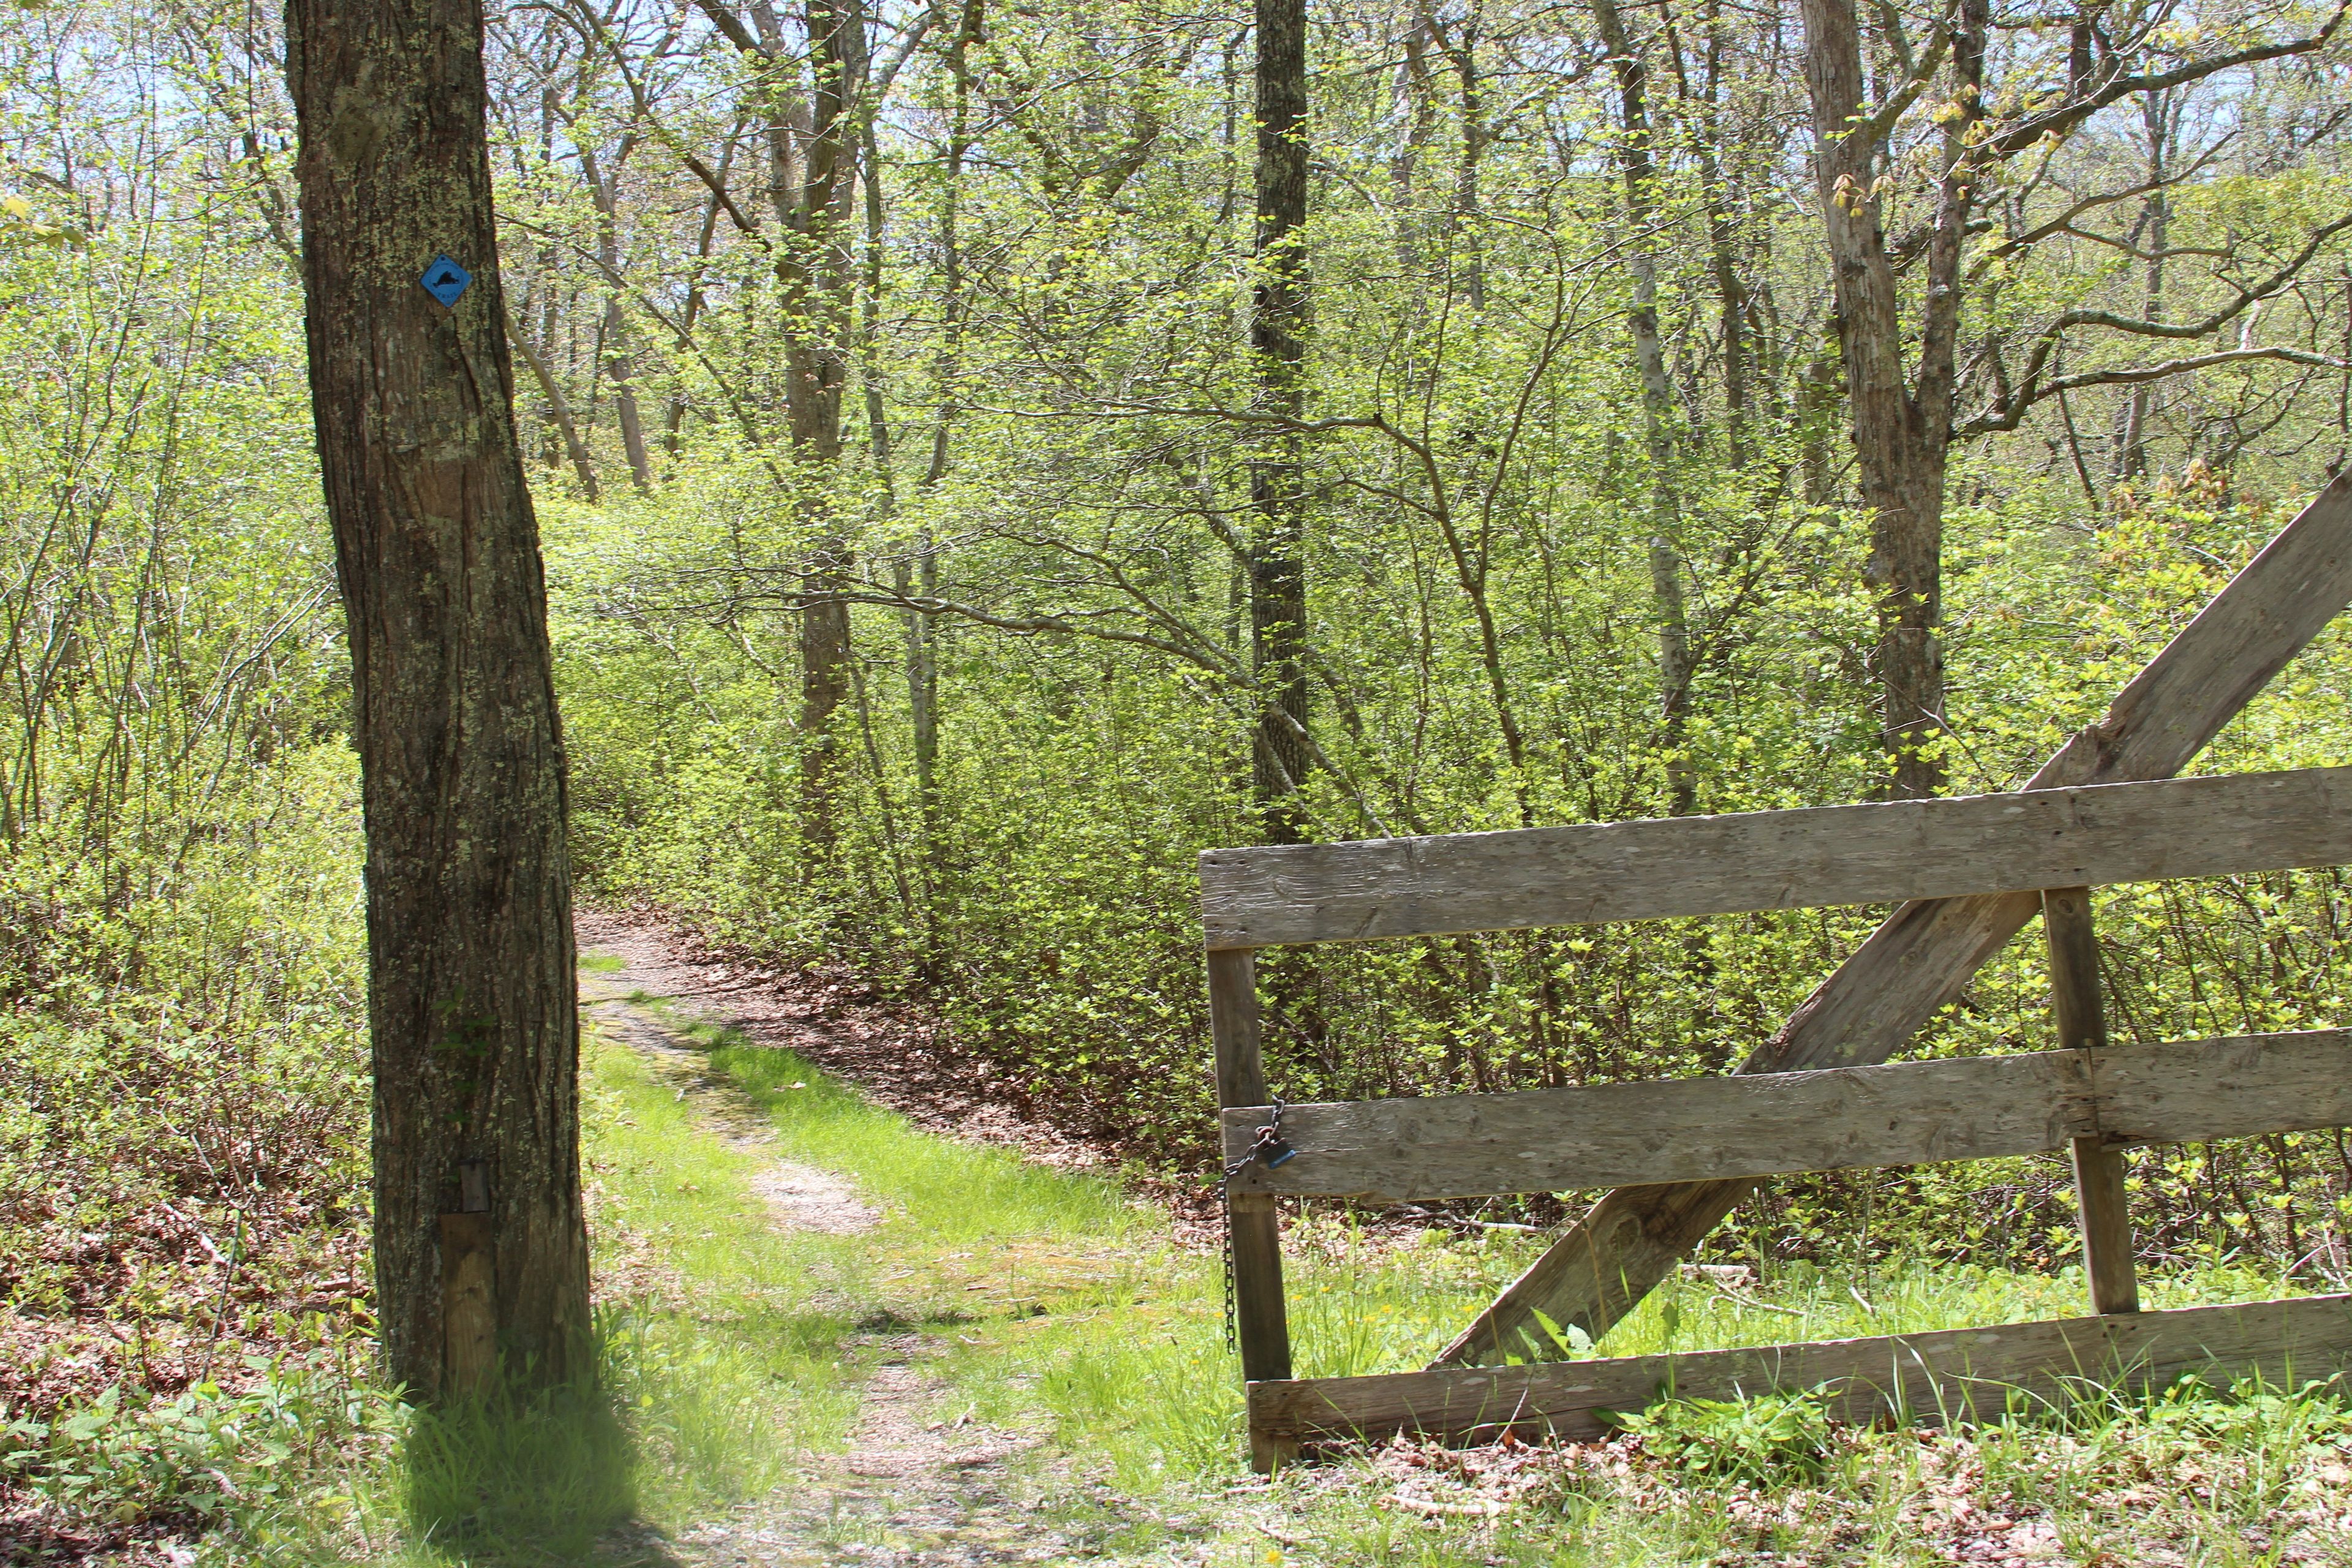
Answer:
[1250,0,1312,843]
[1799,0,1987,799]
[286,0,590,1397]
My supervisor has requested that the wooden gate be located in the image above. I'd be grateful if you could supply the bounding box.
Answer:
[1202,475,2352,1470]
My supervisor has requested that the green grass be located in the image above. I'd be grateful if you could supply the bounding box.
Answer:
[655,1000,1137,1251]
[190,1017,870,1564]
[589,1002,2352,1566]
[141,980,2352,1565]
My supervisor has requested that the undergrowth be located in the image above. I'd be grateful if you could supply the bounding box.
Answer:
[16,949,2352,1564]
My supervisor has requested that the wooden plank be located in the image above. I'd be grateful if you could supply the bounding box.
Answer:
[2045,886,2139,1315]
[2042,888,2108,1053]
[1207,948,1296,1472]
[1255,1294,2352,1449]
[2094,1030,2352,1142]
[1227,1052,2096,1198]
[2072,1141,2139,1313]
[437,1211,496,1398]
[1223,1030,2352,1201]
[1433,472,2352,1368]
[1209,947,1272,1110]
[1201,766,2352,951]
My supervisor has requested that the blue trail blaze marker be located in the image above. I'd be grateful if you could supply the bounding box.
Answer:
[421,254,473,307]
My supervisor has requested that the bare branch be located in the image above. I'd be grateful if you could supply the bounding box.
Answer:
[691,0,768,58]
[1961,346,2350,437]
[1986,4,2350,160]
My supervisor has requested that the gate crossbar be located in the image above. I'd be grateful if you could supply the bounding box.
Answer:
[1223,1029,2352,1204]
[1202,476,2352,1471]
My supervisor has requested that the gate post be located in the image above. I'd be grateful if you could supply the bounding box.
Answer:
[2045,886,2139,1316]
[1207,947,1297,1471]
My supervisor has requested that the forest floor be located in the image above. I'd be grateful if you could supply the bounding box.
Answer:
[15,907,2352,1563]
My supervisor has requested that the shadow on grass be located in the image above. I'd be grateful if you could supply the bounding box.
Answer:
[396,1371,671,1566]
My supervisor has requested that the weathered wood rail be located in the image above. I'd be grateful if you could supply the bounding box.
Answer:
[1202,475,2352,1469]
[1250,1295,2352,1447]
[1223,1029,2352,1203]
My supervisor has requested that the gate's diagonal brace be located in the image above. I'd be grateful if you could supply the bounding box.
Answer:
[1434,472,2352,1370]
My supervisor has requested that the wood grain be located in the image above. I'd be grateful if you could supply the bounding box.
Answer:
[1223,1030,2352,1201]
[1207,946,1295,1473]
[1255,1294,2352,1447]
[437,1212,497,1397]
[2044,886,2139,1315]
[1432,472,2352,1367]
[1200,766,2352,951]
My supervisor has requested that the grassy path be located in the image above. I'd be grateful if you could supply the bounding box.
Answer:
[563,922,2352,1568]
[576,938,1222,1566]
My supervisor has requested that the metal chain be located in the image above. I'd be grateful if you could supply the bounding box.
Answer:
[1221,1201,1239,1352]
[1215,1097,1287,1352]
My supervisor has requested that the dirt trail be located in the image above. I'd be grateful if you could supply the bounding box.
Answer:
[578,913,1155,1567]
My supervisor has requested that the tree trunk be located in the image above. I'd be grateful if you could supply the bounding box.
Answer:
[1250,0,1312,843]
[286,0,590,1400]
[907,0,982,832]
[1678,0,1750,467]
[1431,15,1485,315]
[1592,0,1697,816]
[577,145,651,494]
[786,0,862,854]
[668,137,734,461]
[1799,0,1985,799]
[2114,89,2172,481]
[505,305,600,500]
[603,298,654,491]
[1392,10,1436,276]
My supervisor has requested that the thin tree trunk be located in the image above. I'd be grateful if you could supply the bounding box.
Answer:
[1674,0,1751,466]
[1392,9,1436,276]
[286,0,589,1399]
[858,117,894,514]
[1593,0,1697,815]
[1250,0,1312,843]
[2114,89,2171,481]
[578,142,653,492]
[505,304,600,500]
[786,0,863,855]
[603,298,653,491]
[693,0,858,853]
[1430,15,1485,314]
[907,0,983,826]
[667,133,735,462]
[1798,347,1839,505]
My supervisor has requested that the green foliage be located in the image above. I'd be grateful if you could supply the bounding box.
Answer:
[1607,1389,1838,1489]
[2,1359,396,1534]
[559,483,2352,1274]
[7,0,2352,1556]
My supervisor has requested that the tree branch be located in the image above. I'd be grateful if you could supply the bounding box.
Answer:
[1987,4,2349,159]
[1960,346,2350,437]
